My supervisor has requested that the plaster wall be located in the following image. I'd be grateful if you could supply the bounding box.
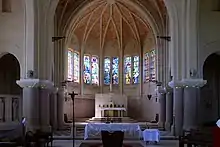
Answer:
[0,0,25,78]
[198,0,220,123]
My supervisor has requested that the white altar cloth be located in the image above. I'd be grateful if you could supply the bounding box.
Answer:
[143,129,160,142]
[84,123,141,139]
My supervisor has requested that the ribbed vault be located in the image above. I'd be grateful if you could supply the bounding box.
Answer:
[55,0,167,49]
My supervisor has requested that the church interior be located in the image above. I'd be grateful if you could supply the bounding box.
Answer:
[0,0,220,146]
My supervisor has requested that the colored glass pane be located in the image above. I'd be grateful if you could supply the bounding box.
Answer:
[144,53,150,82]
[104,57,111,85]
[83,55,91,84]
[133,56,139,84]
[91,56,99,85]
[150,50,156,80]
[124,56,132,84]
[67,50,74,81]
[112,57,119,85]
[73,52,80,83]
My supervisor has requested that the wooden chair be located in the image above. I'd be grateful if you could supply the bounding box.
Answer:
[101,131,124,147]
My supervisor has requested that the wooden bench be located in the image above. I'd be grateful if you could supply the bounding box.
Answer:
[179,129,213,147]
[25,130,53,147]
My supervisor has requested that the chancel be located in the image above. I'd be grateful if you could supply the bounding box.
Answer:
[0,0,220,147]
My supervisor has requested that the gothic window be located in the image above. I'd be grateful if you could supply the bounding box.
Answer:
[133,56,139,84]
[67,49,74,81]
[112,57,119,85]
[73,52,80,83]
[104,57,111,85]
[91,56,99,85]
[83,55,91,84]
[144,53,150,82]
[124,56,132,84]
[149,50,156,80]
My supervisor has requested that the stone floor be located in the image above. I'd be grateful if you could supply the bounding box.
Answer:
[53,140,179,147]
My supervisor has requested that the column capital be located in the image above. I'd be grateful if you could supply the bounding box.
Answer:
[16,79,54,89]
[168,79,207,88]
[181,79,207,88]
[168,80,183,89]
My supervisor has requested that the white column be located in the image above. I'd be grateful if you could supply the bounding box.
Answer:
[50,87,58,130]
[185,0,199,78]
[156,86,166,128]
[57,87,65,129]
[182,79,207,130]
[159,93,166,128]
[16,79,40,132]
[165,88,173,131]
[39,88,51,132]
[169,81,184,136]
[16,79,53,132]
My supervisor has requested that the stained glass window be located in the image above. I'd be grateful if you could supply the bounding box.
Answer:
[104,57,111,85]
[150,50,156,80]
[73,52,80,83]
[83,55,91,84]
[112,57,119,85]
[133,56,139,84]
[67,50,74,81]
[144,53,150,82]
[124,56,132,84]
[91,56,99,85]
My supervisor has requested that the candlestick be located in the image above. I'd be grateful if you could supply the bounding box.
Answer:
[110,83,112,92]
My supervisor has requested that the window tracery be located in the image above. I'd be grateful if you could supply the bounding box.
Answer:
[144,49,156,82]
[67,49,156,85]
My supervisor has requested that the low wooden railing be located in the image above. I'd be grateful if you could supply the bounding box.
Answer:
[0,95,21,123]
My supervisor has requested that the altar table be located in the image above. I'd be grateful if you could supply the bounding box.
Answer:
[143,129,160,142]
[84,123,141,139]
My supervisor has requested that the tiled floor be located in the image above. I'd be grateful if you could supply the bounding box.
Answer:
[52,140,179,147]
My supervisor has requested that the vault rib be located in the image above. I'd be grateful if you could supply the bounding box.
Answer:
[115,4,139,44]
[111,17,121,50]
[84,3,108,44]
[72,2,106,32]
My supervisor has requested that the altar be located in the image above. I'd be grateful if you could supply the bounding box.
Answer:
[95,93,127,118]
[84,123,141,139]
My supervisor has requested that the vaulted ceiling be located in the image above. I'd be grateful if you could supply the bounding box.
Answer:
[55,0,167,48]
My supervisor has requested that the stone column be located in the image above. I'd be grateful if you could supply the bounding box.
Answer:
[165,89,173,131]
[182,79,207,130]
[16,79,40,132]
[158,92,166,128]
[169,81,184,136]
[57,87,65,129]
[39,88,51,132]
[50,87,58,130]
[16,79,53,132]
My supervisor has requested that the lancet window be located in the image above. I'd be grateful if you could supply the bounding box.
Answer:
[144,49,156,82]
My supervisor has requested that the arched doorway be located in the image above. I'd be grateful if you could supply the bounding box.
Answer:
[201,53,220,123]
[0,53,21,123]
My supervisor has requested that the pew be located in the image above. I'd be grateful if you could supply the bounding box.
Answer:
[179,129,213,147]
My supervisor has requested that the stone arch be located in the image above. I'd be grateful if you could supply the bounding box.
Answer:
[200,53,220,123]
[200,40,220,77]
[0,53,21,95]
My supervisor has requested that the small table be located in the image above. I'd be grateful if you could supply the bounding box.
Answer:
[143,129,160,144]
[84,123,141,139]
